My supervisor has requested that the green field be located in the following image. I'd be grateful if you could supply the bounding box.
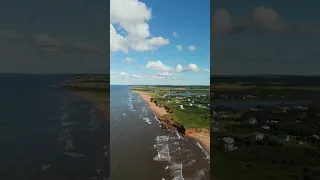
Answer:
[132,86,210,129]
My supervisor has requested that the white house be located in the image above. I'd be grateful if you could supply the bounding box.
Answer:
[179,105,184,110]
[262,125,270,130]
[311,134,320,140]
[248,118,257,124]
[223,137,234,144]
[255,132,264,140]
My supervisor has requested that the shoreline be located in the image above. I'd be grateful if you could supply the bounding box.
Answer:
[72,91,110,120]
[132,90,210,153]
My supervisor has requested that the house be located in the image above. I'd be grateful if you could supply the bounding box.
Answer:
[270,120,278,124]
[262,125,270,130]
[223,137,235,144]
[278,135,290,142]
[248,118,257,124]
[311,134,320,140]
[255,132,264,140]
[224,144,238,151]
[222,137,238,151]
[189,103,193,106]
[179,105,184,110]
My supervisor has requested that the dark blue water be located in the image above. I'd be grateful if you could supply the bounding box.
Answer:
[110,85,210,180]
[0,74,109,180]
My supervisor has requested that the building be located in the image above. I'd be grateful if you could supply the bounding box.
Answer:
[262,125,270,130]
[248,118,257,124]
[255,132,264,140]
[278,135,290,143]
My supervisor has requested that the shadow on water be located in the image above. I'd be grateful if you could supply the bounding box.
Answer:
[0,75,110,180]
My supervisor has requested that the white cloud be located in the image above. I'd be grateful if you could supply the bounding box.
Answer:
[176,64,183,72]
[34,34,62,47]
[111,71,117,74]
[213,7,320,35]
[176,45,183,51]
[188,45,196,51]
[145,61,173,71]
[203,69,210,73]
[145,60,208,73]
[110,0,170,53]
[188,63,201,72]
[150,72,178,80]
[172,31,178,37]
[119,71,143,79]
[212,9,233,35]
[124,57,134,63]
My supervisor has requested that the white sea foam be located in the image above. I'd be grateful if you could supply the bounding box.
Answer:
[65,151,85,158]
[61,112,69,120]
[170,163,184,180]
[143,117,152,124]
[41,164,51,170]
[195,141,210,162]
[184,159,196,168]
[153,134,186,180]
[102,151,108,157]
[193,169,206,180]
[65,141,76,151]
[61,121,82,126]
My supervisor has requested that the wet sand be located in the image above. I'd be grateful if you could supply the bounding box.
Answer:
[133,90,210,153]
[73,91,110,120]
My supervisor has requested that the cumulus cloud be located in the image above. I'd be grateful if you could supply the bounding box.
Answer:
[176,64,183,72]
[145,61,172,71]
[124,57,134,63]
[176,45,183,51]
[110,0,170,53]
[149,72,179,80]
[119,71,143,79]
[172,31,178,37]
[33,33,101,56]
[145,60,208,73]
[188,45,196,51]
[0,30,21,40]
[213,6,320,35]
[187,63,201,72]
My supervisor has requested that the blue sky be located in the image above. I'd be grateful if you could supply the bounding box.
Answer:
[212,0,320,75]
[110,0,210,85]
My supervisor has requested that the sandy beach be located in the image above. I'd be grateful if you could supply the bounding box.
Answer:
[132,90,168,117]
[186,132,210,153]
[133,90,210,153]
[73,91,110,120]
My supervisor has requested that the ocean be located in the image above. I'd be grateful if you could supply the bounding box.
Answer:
[110,85,210,180]
[0,74,109,180]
